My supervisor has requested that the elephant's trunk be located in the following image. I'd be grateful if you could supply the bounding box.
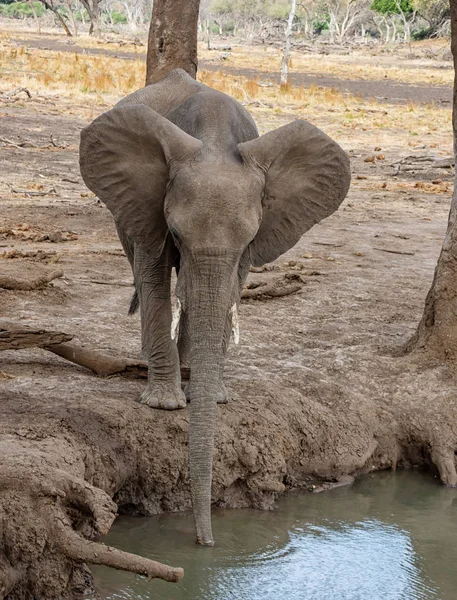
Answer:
[185,251,235,546]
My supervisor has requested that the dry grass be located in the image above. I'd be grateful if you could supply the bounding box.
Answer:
[0,43,145,101]
[199,41,453,87]
[0,32,452,155]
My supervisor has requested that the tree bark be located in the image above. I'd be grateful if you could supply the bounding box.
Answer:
[280,0,296,87]
[145,0,200,85]
[0,323,72,351]
[37,0,72,36]
[406,1,457,361]
[79,0,101,36]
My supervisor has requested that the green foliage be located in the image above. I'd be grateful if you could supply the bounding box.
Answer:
[371,0,414,14]
[108,10,127,24]
[411,25,434,39]
[0,1,45,18]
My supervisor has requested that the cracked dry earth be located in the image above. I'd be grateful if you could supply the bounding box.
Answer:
[0,82,456,598]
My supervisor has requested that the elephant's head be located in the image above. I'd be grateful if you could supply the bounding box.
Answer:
[79,103,350,546]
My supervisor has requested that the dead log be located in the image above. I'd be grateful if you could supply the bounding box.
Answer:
[0,269,63,290]
[47,343,149,378]
[46,343,191,381]
[242,274,304,301]
[0,323,72,351]
[0,322,191,381]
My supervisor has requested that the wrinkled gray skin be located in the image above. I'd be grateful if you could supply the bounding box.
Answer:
[79,69,351,546]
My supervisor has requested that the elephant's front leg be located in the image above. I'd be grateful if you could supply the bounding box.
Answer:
[135,245,186,410]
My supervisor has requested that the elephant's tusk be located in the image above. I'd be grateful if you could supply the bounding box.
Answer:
[171,297,181,340]
[230,303,239,345]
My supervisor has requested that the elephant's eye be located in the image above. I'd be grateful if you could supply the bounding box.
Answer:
[169,226,180,245]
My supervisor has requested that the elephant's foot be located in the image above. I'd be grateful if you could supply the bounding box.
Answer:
[139,382,186,410]
[184,381,229,404]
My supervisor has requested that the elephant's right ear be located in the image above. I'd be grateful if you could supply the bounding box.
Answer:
[80,104,202,256]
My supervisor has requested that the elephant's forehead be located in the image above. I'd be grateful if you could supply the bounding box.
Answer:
[172,164,262,200]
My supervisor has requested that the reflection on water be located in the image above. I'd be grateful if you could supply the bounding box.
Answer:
[91,471,457,600]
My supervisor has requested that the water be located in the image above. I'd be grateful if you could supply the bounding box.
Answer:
[91,471,457,600]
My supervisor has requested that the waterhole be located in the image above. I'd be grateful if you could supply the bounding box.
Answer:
[91,471,457,600]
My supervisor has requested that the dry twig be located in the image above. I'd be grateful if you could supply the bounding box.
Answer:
[373,247,415,256]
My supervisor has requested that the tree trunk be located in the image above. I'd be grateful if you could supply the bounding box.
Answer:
[280,0,296,87]
[37,0,72,36]
[65,0,78,36]
[28,0,41,34]
[80,0,101,36]
[145,0,200,84]
[406,1,457,361]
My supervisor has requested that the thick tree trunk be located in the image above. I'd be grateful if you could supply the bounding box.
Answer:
[406,2,457,361]
[79,0,101,36]
[145,0,200,85]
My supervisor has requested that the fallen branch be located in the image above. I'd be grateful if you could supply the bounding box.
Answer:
[0,87,31,100]
[0,269,63,290]
[6,184,58,197]
[373,247,415,256]
[0,137,26,150]
[46,343,149,377]
[89,279,133,287]
[242,274,304,300]
[0,323,72,351]
[390,154,454,176]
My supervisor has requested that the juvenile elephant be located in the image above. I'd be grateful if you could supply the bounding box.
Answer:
[79,68,351,547]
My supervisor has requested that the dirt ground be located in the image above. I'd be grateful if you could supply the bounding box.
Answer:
[1,29,457,599]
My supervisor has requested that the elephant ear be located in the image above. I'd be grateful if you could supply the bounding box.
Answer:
[238,120,351,267]
[80,104,202,257]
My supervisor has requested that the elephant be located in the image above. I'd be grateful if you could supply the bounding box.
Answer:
[79,68,351,547]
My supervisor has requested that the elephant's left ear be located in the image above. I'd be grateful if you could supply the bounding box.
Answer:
[80,104,202,257]
[238,120,350,267]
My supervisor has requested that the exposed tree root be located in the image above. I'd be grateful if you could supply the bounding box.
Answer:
[48,506,184,582]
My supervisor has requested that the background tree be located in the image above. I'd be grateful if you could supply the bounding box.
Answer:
[37,0,72,35]
[146,0,201,84]
[280,0,296,86]
[79,0,101,35]
[371,0,416,41]
[406,0,457,361]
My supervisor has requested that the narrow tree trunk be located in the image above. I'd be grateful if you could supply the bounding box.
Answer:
[280,0,296,87]
[38,0,72,36]
[406,2,457,361]
[65,0,78,36]
[28,0,41,34]
[145,0,200,84]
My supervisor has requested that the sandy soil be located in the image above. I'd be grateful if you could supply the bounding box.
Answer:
[1,31,457,599]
